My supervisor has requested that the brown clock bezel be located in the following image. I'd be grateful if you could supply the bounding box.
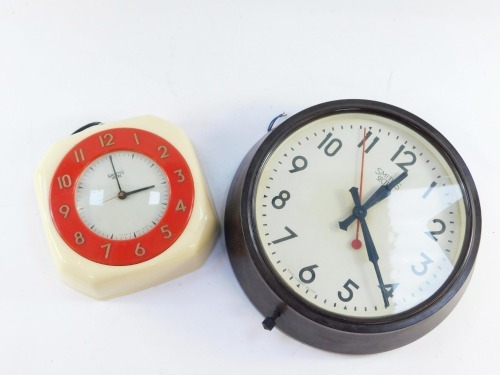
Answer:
[224,99,481,353]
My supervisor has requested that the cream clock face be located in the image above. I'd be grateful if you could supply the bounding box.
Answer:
[49,126,196,266]
[225,100,480,353]
[75,151,170,240]
[254,113,467,318]
[37,116,220,300]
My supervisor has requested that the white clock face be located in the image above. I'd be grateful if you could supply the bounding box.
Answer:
[75,151,170,240]
[254,113,467,318]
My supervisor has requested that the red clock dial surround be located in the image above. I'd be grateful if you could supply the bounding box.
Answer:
[49,127,195,266]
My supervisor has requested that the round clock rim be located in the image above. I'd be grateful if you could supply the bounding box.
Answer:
[49,127,195,266]
[36,115,220,299]
[227,100,481,340]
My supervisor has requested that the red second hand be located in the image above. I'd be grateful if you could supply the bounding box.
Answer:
[351,128,367,250]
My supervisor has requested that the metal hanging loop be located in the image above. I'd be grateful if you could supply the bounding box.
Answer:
[267,113,287,132]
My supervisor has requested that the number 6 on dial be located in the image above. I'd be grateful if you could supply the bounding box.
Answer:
[225,99,481,353]
[35,115,219,299]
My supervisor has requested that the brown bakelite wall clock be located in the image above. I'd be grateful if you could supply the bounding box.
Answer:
[225,100,481,353]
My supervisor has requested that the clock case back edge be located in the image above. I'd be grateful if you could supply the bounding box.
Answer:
[224,99,481,354]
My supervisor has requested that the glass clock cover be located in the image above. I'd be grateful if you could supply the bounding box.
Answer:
[36,116,219,299]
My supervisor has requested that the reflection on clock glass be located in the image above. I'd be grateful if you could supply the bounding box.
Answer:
[75,151,171,240]
[254,113,467,318]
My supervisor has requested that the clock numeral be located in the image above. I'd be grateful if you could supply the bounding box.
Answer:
[357,131,380,153]
[98,133,115,147]
[175,199,187,212]
[74,231,85,245]
[272,190,291,209]
[425,218,446,241]
[411,252,434,276]
[289,156,308,173]
[101,243,111,259]
[135,243,146,257]
[174,169,185,183]
[390,145,417,172]
[299,265,318,284]
[59,204,70,219]
[271,226,298,244]
[161,225,172,239]
[133,132,140,145]
[381,283,399,299]
[422,181,438,199]
[57,174,72,189]
[338,279,360,302]
[318,132,342,157]
[158,145,169,159]
[73,148,85,163]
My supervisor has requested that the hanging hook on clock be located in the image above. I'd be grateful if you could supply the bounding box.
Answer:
[72,121,102,135]
[267,113,287,132]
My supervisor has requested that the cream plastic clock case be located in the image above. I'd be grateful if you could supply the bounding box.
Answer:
[36,116,219,299]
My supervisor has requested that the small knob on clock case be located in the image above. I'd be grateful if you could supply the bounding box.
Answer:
[262,309,281,331]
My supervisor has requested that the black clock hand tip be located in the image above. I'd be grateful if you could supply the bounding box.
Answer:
[363,171,408,210]
[109,155,123,192]
[126,185,155,196]
[339,187,362,231]
[339,219,351,231]
[388,171,408,189]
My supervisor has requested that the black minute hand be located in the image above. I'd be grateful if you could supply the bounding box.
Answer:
[339,171,408,231]
[348,187,390,307]
[109,155,123,192]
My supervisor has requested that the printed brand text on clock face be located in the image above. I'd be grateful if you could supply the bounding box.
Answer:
[254,113,465,317]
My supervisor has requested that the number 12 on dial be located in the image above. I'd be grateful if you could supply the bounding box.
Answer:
[225,100,481,354]
[36,116,219,299]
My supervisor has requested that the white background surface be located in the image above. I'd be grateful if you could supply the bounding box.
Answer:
[1,1,499,374]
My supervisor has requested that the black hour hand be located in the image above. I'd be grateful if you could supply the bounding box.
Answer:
[339,171,408,231]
